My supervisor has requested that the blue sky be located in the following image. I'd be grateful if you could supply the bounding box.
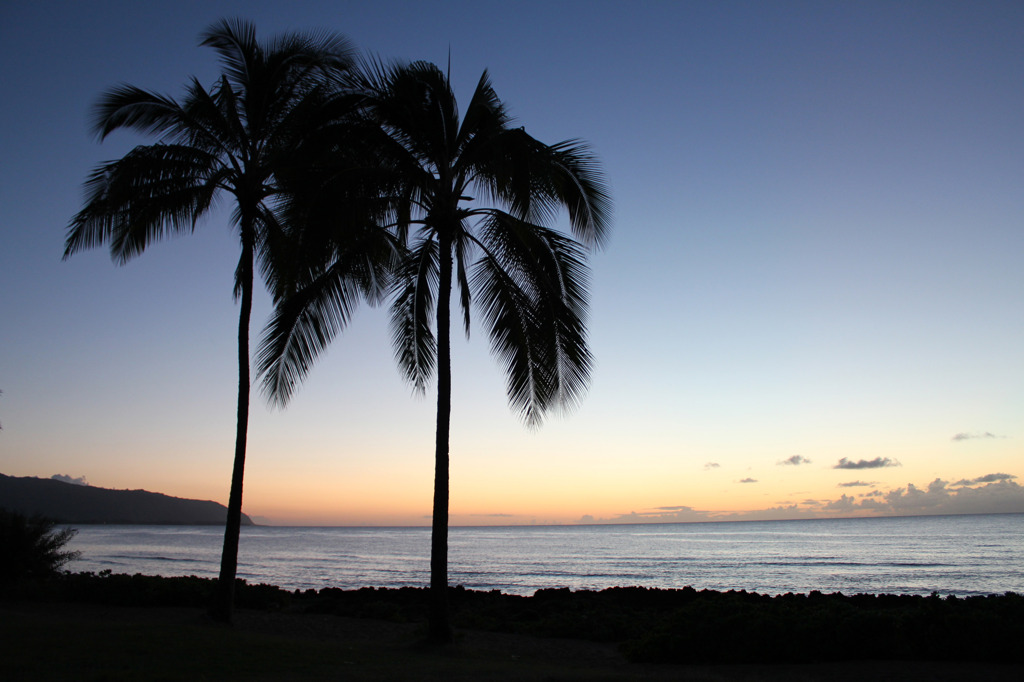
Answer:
[1,0,1022,524]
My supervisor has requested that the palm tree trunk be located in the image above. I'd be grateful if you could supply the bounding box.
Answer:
[429,229,454,644]
[211,236,254,624]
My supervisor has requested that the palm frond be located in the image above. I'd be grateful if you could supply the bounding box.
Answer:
[471,211,594,424]
[546,139,613,249]
[455,69,511,156]
[208,75,250,160]
[365,61,461,176]
[64,144,220,263]
[257,250,380,406]
[389,237,439,392]
[470,241,542,423]
[268,28,356,73]
[454,225,474,337]
[199,18,260,90]
[91,85,186,141]
[467,129,612,250]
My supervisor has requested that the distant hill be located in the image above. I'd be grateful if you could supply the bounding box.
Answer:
[0,474,253,526]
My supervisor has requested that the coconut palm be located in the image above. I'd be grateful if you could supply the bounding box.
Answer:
[64,18,357,623]
[260,61,611,642]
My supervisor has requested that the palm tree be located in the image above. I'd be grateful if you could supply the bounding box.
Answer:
[260,61,611,642]
[64,19,356,623]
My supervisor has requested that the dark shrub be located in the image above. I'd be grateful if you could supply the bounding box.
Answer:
[0,508,80,583]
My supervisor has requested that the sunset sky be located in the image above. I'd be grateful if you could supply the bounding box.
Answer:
[1,0,1021,526]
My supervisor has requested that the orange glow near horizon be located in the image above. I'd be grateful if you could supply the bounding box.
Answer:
[15,434,1019,527]
[73,432,1009,527]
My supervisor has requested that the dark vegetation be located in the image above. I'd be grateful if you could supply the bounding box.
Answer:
[0,509,80,582]
[5,571,1021,665]
[0,474,252,526]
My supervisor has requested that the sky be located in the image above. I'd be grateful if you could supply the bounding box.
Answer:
[1,0,1022,526]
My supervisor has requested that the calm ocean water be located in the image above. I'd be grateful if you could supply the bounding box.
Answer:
[66,513,1023,597]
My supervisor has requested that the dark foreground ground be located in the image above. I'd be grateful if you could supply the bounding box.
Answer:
[2,574,1023,681]
[6,601,1024,681]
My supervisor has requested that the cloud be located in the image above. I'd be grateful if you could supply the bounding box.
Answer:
[952,432,1002,441]
[833,457,900,470]
[584,475,1024,525]
[831,477,1024,516]
[584,506,712,524]
[880,479,1024,515]
[952,473,1016,487]
[588,455,1024,524]
[778,455,811,466]
[823,494,858,511]
[721,504,821,522]
[704,462,720,470]
[51,474,88,486]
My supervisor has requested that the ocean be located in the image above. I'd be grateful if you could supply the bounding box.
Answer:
[66,513,1023,597]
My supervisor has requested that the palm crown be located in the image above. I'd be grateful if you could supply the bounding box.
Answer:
[374,62,610,424]
[262,61,611,424]
[65,19,355,281]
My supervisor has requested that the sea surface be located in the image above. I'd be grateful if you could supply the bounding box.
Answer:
[67,513,1023,597]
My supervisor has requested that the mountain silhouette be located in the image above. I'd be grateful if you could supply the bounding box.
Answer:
[0,473,252,525]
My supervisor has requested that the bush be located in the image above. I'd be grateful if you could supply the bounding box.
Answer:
[0,508,81,583]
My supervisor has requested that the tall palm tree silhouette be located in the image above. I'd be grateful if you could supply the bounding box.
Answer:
[64,19,356,623]
[261,61,611,642]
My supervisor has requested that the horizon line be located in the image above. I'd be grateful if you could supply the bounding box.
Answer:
[237,510,1023,530]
